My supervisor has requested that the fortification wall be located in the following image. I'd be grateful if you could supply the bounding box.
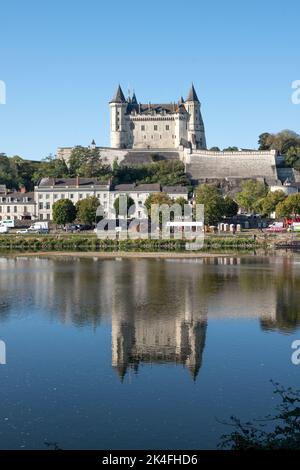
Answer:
[184,149,278,182]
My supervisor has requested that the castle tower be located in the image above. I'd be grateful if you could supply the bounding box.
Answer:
[185,84,207,150]
[110,85,128,148]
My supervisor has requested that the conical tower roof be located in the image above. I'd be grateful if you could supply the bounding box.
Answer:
[186,84,199,102]
[110,85,126,103]
[131,92,138,104]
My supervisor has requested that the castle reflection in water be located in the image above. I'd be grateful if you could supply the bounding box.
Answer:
[0,255,299,382]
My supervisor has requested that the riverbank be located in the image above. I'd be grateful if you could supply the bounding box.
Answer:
[12,250,267,259]
[0,233,266,252]
[0,232,297,256]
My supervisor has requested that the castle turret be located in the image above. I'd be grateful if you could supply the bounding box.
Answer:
[185,84,207,150]
[110,85,128,148]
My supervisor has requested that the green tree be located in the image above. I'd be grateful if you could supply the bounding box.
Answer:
[52,199,76,226]
[285,146,300,171]
[195,184,224,226]
[0,153,16,188]
[77,148,111,178]
[113,195,135,218]
[235,180,267,212]
[223,146,239,152]
[223,196,238,217]
[144,192,173,215]
[254,190,287,216]
[276,193,300,218]
[258,130,300,154]
[258,132,273,150]
[209,146,220,152]
[76,196,100,225]
[68,146,90,176]
[147,160,190,186]
[33,154,69,182]
[175,197,188,210]
[68,146,111,178]
[144,192,174,230]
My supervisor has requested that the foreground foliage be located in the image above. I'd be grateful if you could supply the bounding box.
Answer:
[220,381,300,450]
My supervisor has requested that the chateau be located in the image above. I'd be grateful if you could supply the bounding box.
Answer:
[109,84,206,150]
[56,83,300,189]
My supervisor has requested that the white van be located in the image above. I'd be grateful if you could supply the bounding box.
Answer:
[29,221,49,233]
[0,225,9,234]
[0,219,14,228]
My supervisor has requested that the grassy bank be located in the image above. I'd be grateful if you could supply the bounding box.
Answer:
[0,234,267,252]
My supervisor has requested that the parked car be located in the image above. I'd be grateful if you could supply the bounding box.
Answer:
[78,224,92,231]
[65,224,81,233]
[0,225,9,234]
[266,222,286,233]
[16,229,30,234]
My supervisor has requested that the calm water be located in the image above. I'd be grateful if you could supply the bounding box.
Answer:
[0,255,299,449]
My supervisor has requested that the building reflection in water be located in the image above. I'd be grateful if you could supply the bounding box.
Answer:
[0,255,300,381]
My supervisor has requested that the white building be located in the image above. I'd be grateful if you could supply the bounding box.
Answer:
[0,186,36,221]
[34,177,110,220]
[34,178,189,221]
[109,84,206,150]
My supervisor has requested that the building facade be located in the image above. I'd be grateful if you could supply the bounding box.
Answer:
[34,177,189,221]
[34,177,111,220]
[0,186,36,221]
[110,84,206,150]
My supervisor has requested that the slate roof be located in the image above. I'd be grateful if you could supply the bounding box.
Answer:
[163,186,189,194]
[110,85,126,103]
[186,84,199,102]
[127,102,186,115]
[37,178,110,188]
[114,183,161,192]
[0,191,35,203]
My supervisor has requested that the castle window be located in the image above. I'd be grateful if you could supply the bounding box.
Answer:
[141,125,145,131]
[154,125,158,131]
[160,135,162,139]
[166,125,169,130]
[144,135,146,139]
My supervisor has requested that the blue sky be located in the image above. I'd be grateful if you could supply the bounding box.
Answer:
[0,0,299,160]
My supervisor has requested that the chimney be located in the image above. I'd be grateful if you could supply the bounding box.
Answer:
[20,185,26,194]
[76,176,80,188]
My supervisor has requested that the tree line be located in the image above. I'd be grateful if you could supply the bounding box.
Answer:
[0,147,190,191]
[1,129,300,191]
